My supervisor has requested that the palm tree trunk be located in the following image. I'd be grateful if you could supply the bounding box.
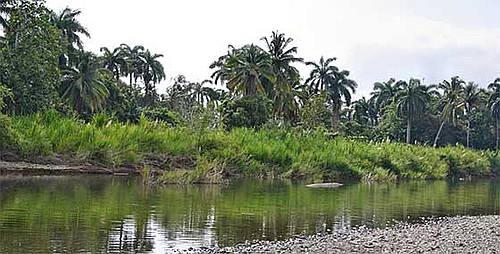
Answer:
[497,118,499,150]
[406,117,412,144]
[466,120,471,148]
[433,121,445,147]
[331,104,340,131]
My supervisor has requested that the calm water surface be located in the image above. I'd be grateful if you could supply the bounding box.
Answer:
[0,176,498,253]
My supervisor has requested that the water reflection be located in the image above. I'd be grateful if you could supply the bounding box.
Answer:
[0,176,498,253]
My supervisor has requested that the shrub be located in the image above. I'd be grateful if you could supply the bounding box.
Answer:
[142,107,181,126]
[0,114,17,151]
[219,95,271,129]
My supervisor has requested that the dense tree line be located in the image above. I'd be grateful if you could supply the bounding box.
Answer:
[1,0,500,151]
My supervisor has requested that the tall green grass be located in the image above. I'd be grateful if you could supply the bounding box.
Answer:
[9,111,497,182]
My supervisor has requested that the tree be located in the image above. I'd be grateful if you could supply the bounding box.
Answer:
[120,44,145,87]
[0,83,11,111]
[141,50,165,105]
[189,80,215,106]
[488,78,500,150]
[0,0,62,114]
[262,31,303,121]
[211,44,275,96]
[305,57,357,130]
[50,7,90,67]
[61,51,110,115]
[353,97,378,126]
[298,92,330,130]
[219,95,271,129]
[0,0,13,41]
[100,46,128,81]
[371,78,400,110]
[395,79,434,144]
[433,76,465,147]
[462,82,483,148]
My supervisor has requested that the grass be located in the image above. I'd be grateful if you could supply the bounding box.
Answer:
[5,111,498,183]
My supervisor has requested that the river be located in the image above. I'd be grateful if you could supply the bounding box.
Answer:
[0,176,498,253]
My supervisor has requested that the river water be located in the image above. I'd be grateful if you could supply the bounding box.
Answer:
[0,176,498,253]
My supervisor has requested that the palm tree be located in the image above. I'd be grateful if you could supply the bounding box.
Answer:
[120,44,146,87]
[395,79,434,144]
[211,44,275,96]
[189,80,215,106]
[305,57,357,129]
[433,76,465,147]
[488,78,500,150]
[51,8,90,67]
[353,97,378,126]
[100,46,128,81]
[305,56,338,93]
[141,50,165,104]
[371,78,400,110]
[262,31,303,121]
[0,0,13,33]
[463,82,483,148]
[61,51,109,114]
[51,8,90,49]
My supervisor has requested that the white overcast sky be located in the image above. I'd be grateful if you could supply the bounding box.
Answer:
[46,0,500,98]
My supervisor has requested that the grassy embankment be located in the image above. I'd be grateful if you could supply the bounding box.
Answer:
[2,112,498,183]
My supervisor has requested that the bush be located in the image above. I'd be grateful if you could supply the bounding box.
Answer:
[219,95,271,129]
[142,107,181,127]
[6,112,495,182]
[0,114,17,151]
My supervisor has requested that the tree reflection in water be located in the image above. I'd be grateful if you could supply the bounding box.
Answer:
[0,176,498,253]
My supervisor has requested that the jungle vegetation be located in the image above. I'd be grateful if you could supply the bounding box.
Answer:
[0,0,499,182]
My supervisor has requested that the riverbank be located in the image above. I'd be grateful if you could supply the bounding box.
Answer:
[200,215,499,253]
[1,112,498,183]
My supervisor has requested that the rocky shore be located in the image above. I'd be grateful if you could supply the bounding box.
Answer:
[190,215,499,253]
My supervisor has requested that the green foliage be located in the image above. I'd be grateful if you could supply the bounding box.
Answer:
[61,51,110,116]
[7,113,493,182]
[0,0,62,115]
[211,44,275,96]
[105,81,141,123]
[298,92,330,130]
[219,95,271,129]
[0,113,17,151]
[11,112,196,164]
[0,83,12,111]
[142,107,180,127]
[161,157,228,184]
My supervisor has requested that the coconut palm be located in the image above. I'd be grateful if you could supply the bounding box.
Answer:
[305,56,338,93]
[462,82,483,148]
[100,46,128,81]
[396,79,434,144]
[262,31,303,121]
[433,76,465,147]
[211,44,275,96]
[189,80,215,106]
[120,44,146,87]
[488,78,500,150]
[61,51,109,114]
[51,8,89,49]
[51,8,90,67]
[353,97,378,126]
[371,78,400,110]
[0,0,13,32]
[141,50,165,104]
[305,56,357,129]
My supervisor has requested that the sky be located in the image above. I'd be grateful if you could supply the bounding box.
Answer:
[45,0,500,98]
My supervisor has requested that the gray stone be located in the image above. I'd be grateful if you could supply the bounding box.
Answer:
[306,183,343,188]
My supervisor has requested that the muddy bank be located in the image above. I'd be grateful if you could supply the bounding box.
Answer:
[0,153,196,176]
[192,215,499,253]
